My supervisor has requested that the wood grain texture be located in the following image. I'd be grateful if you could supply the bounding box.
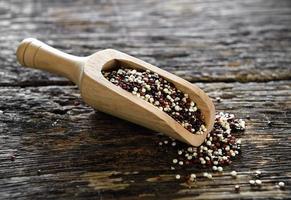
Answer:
[0,0,291,85]
[0,82,290,199]
[0,0,291,199]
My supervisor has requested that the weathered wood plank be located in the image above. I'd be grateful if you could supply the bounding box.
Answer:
[0,81,290,199]
[0,0,291,85]
[1,0,291,199]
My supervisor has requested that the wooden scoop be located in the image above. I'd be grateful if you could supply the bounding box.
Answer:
[16,38,215,146]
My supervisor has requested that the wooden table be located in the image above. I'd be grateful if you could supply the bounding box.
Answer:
[1,0,290,199]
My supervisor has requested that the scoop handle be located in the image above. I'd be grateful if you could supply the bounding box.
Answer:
[16,38,86,85]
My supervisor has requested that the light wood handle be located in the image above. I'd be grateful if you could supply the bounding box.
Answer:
[16,38,86,85]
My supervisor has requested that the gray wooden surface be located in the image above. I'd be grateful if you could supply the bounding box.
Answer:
[0,0,290,199]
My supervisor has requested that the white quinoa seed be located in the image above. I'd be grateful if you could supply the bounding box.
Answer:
[145,85,151,91]
[278,182,285,188]
[190,174,196,179]
[255,170,262,176]
[249,180,255,185]
[217,166,223,172]
[175,174,181,179]
[255,180,262,185]
[174,105,180,111]
[163,88,169,93]
[187,147,193,152]
[231,171,237,177]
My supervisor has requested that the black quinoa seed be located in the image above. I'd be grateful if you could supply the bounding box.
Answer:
[9,155,15,161]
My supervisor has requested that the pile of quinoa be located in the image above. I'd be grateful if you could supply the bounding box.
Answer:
[158,114,286,191]
[102,67,287,191]
[160,112,246,172]
[102,67,206,134]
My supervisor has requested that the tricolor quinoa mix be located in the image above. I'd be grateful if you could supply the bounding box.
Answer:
[102,67,286,191]
[159,112,245,174]
[103,67,206,135]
